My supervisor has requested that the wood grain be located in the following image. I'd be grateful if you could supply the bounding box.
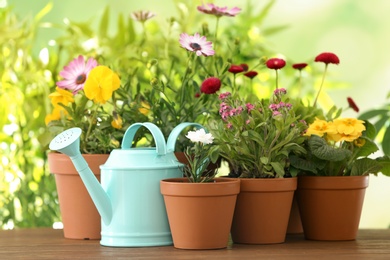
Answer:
[0,228,389,259]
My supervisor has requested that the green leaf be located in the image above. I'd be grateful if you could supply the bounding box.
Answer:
[309,135,352,161]
[260,157,269,164]
[382,128,390,156]
[354,136,379,158]
[362,120,377,140]
[351,158,383,176]
[99,7,110,39]
[376,156,390,176]
[359,109,388,120]
[270,161,285,177]
[289,155,319,174]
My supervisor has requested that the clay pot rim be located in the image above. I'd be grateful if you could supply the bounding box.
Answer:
[298,175,369,190]
[160,177,240,196]
[236,177,297,192]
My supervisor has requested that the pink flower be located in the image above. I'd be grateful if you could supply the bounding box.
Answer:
[274,88,287,96]
[56,55,98,94]
[314,52,340,65]
[266,58,286,70]
[179,33,215,56]
[246,103,254,112]
[197,3,241,17]
[219,92,231,100]
[200,77,221,94]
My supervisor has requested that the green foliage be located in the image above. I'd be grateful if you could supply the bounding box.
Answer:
[290,121,390,176]
[359,102,390,156]
[209,92,308,178]
[0,4,60,228]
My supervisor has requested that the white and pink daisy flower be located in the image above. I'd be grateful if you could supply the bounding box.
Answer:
[56,55,98,94]
[197,3,241,17]
[179,33,215,56]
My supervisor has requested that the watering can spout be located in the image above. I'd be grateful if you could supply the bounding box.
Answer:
[49,127,113,225]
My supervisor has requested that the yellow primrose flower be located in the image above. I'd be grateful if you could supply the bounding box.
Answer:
[329,118,366,142]
[304,118,333,137]
[139,100,151,116]
[354,138,366,147]
[48,87,74,106]
[84,65,120,104]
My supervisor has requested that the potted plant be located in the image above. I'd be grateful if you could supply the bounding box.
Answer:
[208,58,309,244]
[160,128,240,249]
[45,56,126,239]
[290,116,390,241]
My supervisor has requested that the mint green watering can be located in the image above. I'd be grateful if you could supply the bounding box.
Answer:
[49,122,202,247]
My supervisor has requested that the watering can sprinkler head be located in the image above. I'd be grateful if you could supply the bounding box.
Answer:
[49,127,82,157]
[49,127,113,225]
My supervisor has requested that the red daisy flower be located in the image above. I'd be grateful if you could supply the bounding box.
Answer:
[228,65,244,74]
[244,71,258,79]
[200,77,221,94]
[314,52,340,65]
[240,63,249,72]
[292,63,308,70]
[266,58,286,70]
[347,97,359,112]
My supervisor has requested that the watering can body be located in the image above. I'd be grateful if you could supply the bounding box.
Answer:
[49,122,203,247]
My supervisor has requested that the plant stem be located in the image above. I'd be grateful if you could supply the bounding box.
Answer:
[313,64,329,107]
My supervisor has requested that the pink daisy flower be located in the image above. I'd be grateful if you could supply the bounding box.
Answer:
[179,33,215,56]
[197,3,241,17]
[56,55,98,94]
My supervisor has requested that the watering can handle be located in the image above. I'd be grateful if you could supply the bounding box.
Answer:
[166,122,205,152]
[121,122,167,155]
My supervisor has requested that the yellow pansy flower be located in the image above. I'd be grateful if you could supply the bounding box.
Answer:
[111,112,123,129]
[48,87,74,106]
[84,65,120,104]
[45,106,68,125]
[139,100,151,116]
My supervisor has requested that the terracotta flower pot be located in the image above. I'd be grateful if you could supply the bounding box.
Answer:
[297,175,369,241]
[48,152,109,240]
[286,194,304,234]
[231,177,297,244]
[160,177,240,249]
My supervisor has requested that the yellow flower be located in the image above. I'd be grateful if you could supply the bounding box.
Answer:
[354,138,366,147]
[329,118,366,142]
[139,100,151,116]
[84,65,120,104]
[48,87,74,106]
[45,106,68,125]
[304,118,333,137]
[111,112,123,129]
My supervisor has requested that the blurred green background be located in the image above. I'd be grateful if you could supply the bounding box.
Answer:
[3,0,390,228]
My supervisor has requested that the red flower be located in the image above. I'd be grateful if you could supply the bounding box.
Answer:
[228,65,245,74]
[240,63,249,72]
[244,71,258,79]
[266,58,286,70]
[292,63,308,70]
[314,52,340,65]
[200,77,221,94]
[347,97,359,112]
[195,92,201,98]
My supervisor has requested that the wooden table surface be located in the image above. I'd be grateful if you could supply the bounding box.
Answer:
[0,228,389,259]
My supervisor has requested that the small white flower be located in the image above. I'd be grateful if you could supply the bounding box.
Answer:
[186,129,214,144]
